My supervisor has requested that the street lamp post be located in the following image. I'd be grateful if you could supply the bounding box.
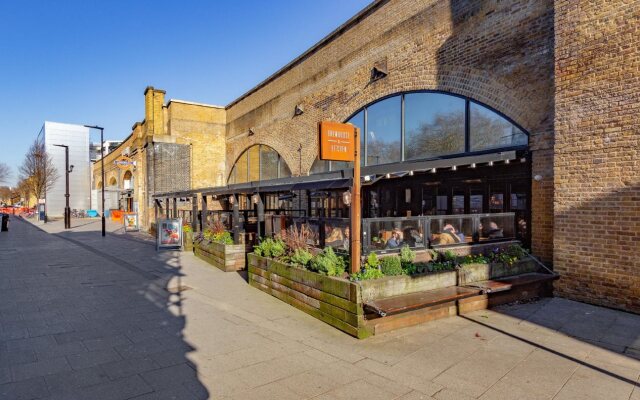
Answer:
[85,125,106,237]
[53,144,73,229]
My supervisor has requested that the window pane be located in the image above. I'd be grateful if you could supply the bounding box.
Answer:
[310,157,329,174]
[366,96,401,165]
[279,158,291,178]
[235,151,248,183]
[405,93,465,160]
[347,110,364,167]
[470,102,527,151]
[247,146,260,182]
[260,145,278,181]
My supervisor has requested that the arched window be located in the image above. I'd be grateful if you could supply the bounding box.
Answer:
[228,144,291,184]
[123,170,133,190]
[108,177,117,187]
[311,91,528,173]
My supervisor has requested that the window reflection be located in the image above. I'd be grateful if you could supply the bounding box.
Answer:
[367,96,401,165]
[260,146,279,181]
[470,102,527,151]
[228,145,291,183]
[405,93,465,160]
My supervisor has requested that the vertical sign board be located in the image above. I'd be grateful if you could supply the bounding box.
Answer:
[156,218,183,250]
[319,121,356,162]
[123,212,139,232]
[319,121,361,273]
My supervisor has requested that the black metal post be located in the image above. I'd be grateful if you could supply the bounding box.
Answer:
[85,125,106,236]
[53,144,71,229]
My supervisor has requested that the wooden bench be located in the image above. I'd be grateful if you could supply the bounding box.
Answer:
[463,272,558,294]
[364,286,481,318]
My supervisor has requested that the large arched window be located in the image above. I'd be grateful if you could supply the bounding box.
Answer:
[228,144,291,184]
[311,91,527,173]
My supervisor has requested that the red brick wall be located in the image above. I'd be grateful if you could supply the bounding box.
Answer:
[554,1,640,312]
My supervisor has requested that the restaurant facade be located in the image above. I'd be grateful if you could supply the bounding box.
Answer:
[151,0,639,314]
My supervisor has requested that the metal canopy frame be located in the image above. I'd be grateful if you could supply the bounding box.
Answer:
[152,150,519,199]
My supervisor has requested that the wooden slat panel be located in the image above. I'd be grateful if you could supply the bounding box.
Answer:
[364,286,480,317]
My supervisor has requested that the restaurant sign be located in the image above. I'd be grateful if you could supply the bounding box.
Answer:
[319,121,355,162]
[114,155,135,170]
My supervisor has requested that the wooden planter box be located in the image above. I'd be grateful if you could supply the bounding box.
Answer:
[195,241,246,272]
[183,231,193,252]
[248,253,370,338]
[359,270,457,303]
[249,254,459,338]
[457,257,538,286]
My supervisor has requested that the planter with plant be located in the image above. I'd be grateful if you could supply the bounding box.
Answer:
[182,225,193,252]
[194,220,245,272]
[456,244,537,285]
[354,246,459,302]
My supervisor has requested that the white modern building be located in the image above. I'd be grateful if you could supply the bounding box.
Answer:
[37,122,91,217]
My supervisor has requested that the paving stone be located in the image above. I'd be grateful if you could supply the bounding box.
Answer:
[0,367,11,385]
[11,356,71,382]
[82,334,132,351]
[99,356,161,380]
[139,363,198,390]
[0,348,37,367]
[35,340,87,360]
[44,366,111,394]
[66,348,122,370]
[48,374,154,400]
[0,376,49,400]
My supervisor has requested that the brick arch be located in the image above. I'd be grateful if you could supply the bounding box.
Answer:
[333,66,539,135]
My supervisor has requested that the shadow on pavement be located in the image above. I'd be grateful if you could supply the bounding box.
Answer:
[0,218,209,399]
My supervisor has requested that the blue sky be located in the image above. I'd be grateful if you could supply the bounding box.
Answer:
[0,0,371,186]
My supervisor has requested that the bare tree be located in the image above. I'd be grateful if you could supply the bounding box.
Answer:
[19,139,59,201]
[0,162,10,184]
[15,178,33,207]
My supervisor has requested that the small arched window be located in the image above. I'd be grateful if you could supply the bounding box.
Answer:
[228,145,291,184]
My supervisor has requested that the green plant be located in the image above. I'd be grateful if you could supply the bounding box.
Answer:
[182,225,193,233]
[380,255,403,276]
[400,245,416,264]
[443,250,457,262]
[350,267,384,281]
[505,244,528,260]
[212,231,233,245]
[365,252,380,269]
[253,238,286,259]
[428,261,455,272]
[309,247,345,277]
[460,254,489,264]
[290,248,313,267]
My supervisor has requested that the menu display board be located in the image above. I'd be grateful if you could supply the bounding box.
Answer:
[156,218,183,250]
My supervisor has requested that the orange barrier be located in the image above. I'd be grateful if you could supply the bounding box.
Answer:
[110,209,124,222]
[0,207,32,214]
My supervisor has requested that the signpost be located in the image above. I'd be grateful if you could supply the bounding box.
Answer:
[319,121,361,273]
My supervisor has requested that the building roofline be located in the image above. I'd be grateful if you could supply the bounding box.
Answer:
[92,133,133,164]
[225,0,387,109]
[167,99,225,109]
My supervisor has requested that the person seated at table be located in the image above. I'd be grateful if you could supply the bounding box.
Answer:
[487,221,504,239]
[385,229,403,249]
[437,224,462,245]
[326,226,345,246]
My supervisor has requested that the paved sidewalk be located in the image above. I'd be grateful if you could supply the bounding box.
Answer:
[1,217,639,399]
